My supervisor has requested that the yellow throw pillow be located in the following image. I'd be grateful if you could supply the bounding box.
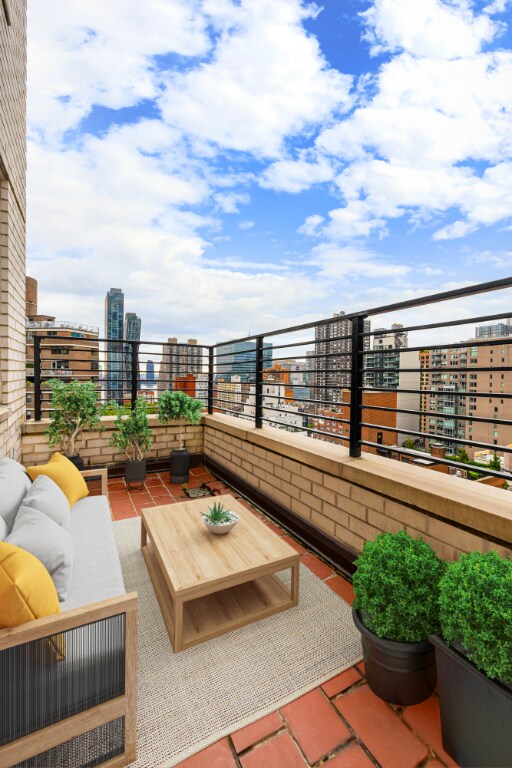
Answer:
[0,542,60,627]
[26,452,89,507]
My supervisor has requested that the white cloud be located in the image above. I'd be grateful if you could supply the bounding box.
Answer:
[158,0,352,157]
[214,192,250,213]
[310,243,411,279]
[469,249,512,268]
[308,33,512,243]
[297,214,325,237]
[239,220,255,230]
[362,0,498,60]
[260,156,335,193]
[28,0,209,142]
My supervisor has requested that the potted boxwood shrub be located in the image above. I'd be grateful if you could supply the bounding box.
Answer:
[157,390,203,483]
[45,379,103,470]
[430,550,512,768]
[352,530,445,705]
[109,398,153,487]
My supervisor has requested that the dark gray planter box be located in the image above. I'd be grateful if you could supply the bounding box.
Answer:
[430,634,512,768]
[170,449,190,484]
[125,458,146,487]
[353,608,436,705]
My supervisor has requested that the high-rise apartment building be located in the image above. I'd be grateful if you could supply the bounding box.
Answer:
[421,345,468,454]
[420,337,512,459]
[475,322,512,339]
[145,359,155,387]
[215,341,273,382]
[313,312,370,408]
[124,312,141,394]
[157,338,203,393]
[104,288,124,402]
[366,323,408,389]
[26,278,100,419]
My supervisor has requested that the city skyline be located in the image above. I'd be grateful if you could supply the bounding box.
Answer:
[25,1,512,344]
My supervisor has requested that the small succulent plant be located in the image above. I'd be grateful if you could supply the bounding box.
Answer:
[202,502,236,525]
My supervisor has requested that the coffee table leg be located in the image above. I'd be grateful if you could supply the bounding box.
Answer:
[141,518,147,548]
[174,596,184,652]
[291,562,300,605]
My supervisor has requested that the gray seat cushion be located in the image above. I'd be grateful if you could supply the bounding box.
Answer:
[22,474,71,529]
[0,457,31,538]
[7,506,74,601]
[60,495,125,611]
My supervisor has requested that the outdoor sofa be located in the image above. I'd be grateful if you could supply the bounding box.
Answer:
[0,457,137,768]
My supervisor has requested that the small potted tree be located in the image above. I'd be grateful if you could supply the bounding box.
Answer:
[157,390,203,483]
[352,530,445,705]
[431,550,512,768]
[109,398,153,487]
[45,379,103,469]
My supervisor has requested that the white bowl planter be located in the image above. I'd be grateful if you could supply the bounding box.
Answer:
[203,512,239,535]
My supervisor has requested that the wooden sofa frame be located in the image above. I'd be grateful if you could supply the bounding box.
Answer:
[0,468,137,768]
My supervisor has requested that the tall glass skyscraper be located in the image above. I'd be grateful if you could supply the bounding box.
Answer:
[104,288,124,403]
[124,312,141,392]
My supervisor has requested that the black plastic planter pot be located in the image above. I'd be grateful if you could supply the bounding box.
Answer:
[125,458,146,488]
[353,608,436,705]
[170,448,190,484]
[67,454,84,471]
[430,634,512,768]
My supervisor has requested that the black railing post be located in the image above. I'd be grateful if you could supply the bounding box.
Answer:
[34,335,42,421]
[208,347,214,414]
[255,337,264,428]
[349,316,366,457]
[131,340,139,409]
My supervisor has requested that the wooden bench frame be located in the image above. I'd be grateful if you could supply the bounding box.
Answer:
[0,471,137,768]
[0,593,137,768]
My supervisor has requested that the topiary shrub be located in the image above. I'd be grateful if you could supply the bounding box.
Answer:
[109,398,153,461]
[439,550,512,685]
[353,530,445,643]
[157,390,203,449]
[45,379,103,456]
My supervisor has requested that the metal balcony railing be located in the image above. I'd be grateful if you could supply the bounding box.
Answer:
[28,277,512,481]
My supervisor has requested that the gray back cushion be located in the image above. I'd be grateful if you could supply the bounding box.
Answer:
[22,474,71,530]
[7,505,74,601]
[0,457,31,535]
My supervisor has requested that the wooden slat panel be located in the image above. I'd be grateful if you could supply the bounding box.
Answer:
[0,698,126,768]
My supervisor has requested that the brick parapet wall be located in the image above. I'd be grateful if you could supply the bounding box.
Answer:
[0,0,27,461]
[203,414,512,561]
[21,415,203,467]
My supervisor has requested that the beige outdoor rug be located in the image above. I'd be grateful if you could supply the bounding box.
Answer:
[114,517,362,768]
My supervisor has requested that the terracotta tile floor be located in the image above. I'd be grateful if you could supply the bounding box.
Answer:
[106,467,458,768]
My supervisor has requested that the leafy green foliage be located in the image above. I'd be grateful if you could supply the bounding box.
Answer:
[45,379,103,456]
[488,452,502,471]
[353,531,445,643]
[157,390,203,449]
[109,398,153,461]
[439,551,512,684]
[403,437,416,450]
[202,502,236,525]
[456,448,470,464]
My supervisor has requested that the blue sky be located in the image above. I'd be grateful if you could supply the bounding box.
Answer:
[26,0,512,343]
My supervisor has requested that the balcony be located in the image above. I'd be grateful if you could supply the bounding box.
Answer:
[7,278,512,768]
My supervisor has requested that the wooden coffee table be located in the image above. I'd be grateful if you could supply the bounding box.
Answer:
[140,494,300,652]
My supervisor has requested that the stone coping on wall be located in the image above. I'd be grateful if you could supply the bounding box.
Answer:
[203,414,512,547]
[22,414,193,433]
